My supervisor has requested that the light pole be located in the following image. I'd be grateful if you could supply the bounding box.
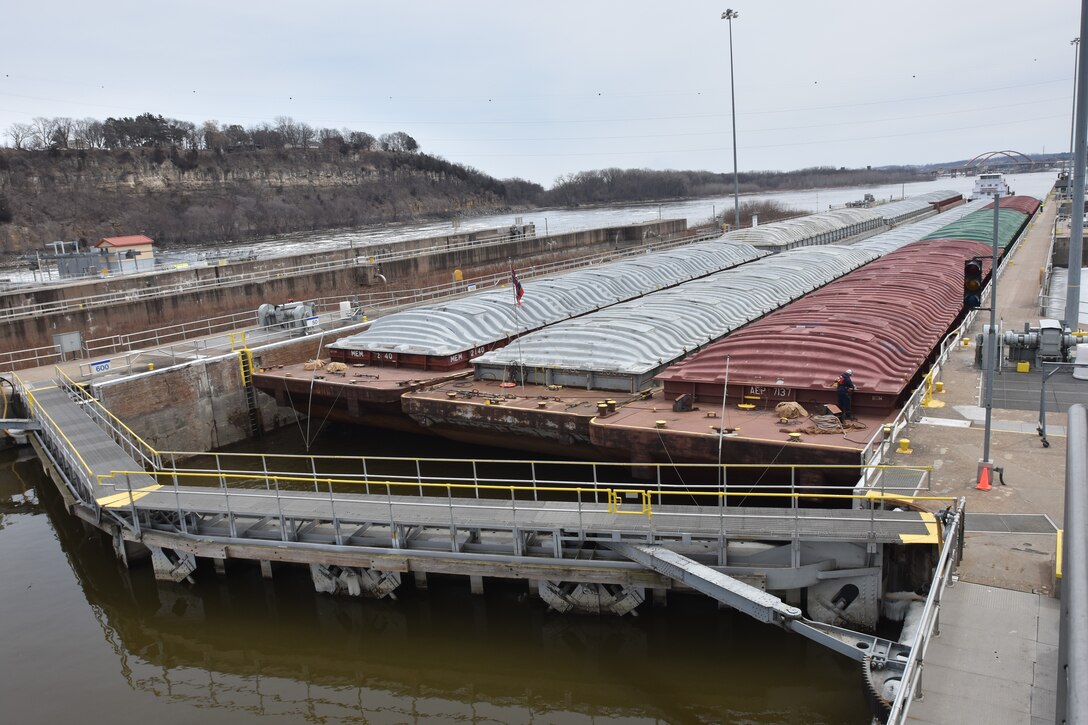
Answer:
[1071,37,1081,180]
[722,9,740,230]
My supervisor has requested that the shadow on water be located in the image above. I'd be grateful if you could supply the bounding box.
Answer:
[0,444,874,724]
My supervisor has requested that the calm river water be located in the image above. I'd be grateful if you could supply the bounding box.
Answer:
[0,425,875,725]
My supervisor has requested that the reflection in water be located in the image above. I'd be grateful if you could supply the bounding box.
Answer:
[0,449,871,724]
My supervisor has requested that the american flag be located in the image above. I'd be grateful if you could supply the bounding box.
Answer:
[511,266,524,305]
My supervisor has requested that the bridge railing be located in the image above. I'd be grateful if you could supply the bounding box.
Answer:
[96,465,954,548]
[54,366,161,471]
[2,230,720,374]
[857,195,1036,490]
[11,373,98,504]
[885,495,967,723]
[160,449,934,497]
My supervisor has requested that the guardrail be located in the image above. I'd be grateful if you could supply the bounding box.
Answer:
[98,464,953,546]
[55,366,160,470]
[156,450,933,498]
[0,226,712,325]
[2,230,720,373]
[885,496,966,723]
[856,199,1034,490]
[1057,403,1088,724]
[10,373,97,504]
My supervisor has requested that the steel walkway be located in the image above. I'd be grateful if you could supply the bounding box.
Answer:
[20,376,944,553]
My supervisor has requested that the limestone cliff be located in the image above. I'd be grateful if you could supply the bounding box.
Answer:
[0,147,512,254]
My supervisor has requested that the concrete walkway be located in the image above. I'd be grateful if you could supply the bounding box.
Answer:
[905,582,1059,725]
[901,194,1066,722]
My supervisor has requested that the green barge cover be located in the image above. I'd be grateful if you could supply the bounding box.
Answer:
[920,208,1028,249]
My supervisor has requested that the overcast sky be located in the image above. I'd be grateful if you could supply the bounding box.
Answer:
[0,1,1080,186]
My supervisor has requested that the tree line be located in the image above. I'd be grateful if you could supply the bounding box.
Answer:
[5,113,420,154]
[547,166,927,206]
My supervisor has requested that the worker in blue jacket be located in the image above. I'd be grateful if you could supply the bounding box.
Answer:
[835,369,856,420]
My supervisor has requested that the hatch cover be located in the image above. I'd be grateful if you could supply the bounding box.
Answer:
[965,513,1057,534]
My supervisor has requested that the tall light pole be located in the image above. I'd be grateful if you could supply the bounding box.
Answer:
[722,9,741,230]
[1071,37,1081,180]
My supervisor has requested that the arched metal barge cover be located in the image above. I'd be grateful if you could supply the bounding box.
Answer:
[471,199,993,393]
[872,190,962,226]
[653,197,1037,415]
[655,237,996,415]
[722,207,884,251]
[328,241,768,370]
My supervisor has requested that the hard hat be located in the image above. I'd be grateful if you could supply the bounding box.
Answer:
[845,369,853,375]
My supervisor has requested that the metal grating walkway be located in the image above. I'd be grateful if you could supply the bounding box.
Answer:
[965,513,1057,534]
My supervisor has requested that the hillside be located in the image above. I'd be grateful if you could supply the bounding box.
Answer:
[0,146,521,254]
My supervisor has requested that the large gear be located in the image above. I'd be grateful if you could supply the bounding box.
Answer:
[862,654,903,723]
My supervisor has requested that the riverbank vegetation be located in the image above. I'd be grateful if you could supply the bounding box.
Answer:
[0,112,930,255]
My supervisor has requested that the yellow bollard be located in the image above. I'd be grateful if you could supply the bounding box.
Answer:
[935,381,944,393]
[147,363,155,371]
[897,438,913,454]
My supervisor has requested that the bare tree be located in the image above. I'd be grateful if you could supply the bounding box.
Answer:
[203,120,225,150]
[275,116,302,147]
[50,117,74,149]
[298,123,315,149]
[379,131,419,153]
[348,131,376,151]
[30,117,58,149]
[6,122,34,149]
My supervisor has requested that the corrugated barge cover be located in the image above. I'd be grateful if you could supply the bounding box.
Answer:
[472,246,878,381]
[871,190,961,224]
[329,242,767,357]
[983,194,1041,216]
[722,207,882,250]
[472,200,992,388]
[921,198,1036,248]
[656,238,995,399]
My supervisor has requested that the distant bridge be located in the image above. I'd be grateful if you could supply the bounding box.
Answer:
[936,150,1042,177]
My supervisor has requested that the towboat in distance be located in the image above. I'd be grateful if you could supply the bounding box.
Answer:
[968,172,1012,201]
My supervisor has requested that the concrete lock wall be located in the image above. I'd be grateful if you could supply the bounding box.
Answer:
[94,330,350,453]
[1,220,688,357]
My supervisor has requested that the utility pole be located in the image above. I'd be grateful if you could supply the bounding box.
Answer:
[1066,4,1088,331]
[981,192,1001,478]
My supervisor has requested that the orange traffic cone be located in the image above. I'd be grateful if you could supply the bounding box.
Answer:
[976,466,992,492]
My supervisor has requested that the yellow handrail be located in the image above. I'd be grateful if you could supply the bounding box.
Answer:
[17,373,94,477]
[54,365,160,457]
[96,469,957,512]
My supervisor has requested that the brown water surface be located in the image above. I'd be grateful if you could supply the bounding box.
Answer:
[0,429,873,725]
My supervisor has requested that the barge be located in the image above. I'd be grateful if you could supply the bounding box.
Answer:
[403,199,996,460]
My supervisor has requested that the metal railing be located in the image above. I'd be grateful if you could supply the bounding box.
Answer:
[97,464,953,547]
[159,449,933,496]
[885,496,966,723]
[54,366,160,470]
[0,226,710,325]
[10,373,97,503]
[1057,403,1088,724]
[856,201,1034,489]
[2,229,719,373]
[857,308,979,489]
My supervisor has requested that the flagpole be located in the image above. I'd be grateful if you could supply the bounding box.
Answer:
[509,258,526,392]
[717,355,730,472]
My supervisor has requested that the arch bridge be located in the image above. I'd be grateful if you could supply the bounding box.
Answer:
[942,150,1037,176]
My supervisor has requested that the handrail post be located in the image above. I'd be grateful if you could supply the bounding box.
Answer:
[329,481,342,546]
